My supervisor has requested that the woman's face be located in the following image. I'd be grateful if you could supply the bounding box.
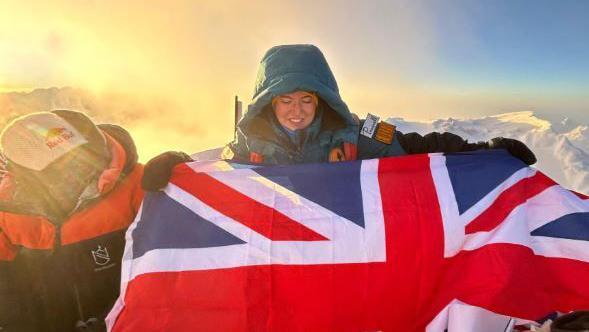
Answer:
[273,91,317,131]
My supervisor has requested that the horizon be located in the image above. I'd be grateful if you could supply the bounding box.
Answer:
[1,87,587,168]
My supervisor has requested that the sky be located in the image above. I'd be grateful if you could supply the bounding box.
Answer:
[1,0,588,159]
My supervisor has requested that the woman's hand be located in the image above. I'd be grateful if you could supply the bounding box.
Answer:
[141,151,193,191]
[487,137,537,165]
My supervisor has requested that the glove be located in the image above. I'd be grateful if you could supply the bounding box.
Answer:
[551,311,589,332]
[141,151,193,191]
[75,317,106,332]
[487,137,537,165]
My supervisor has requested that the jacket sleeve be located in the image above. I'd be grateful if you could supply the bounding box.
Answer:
[128,165,145,215]
[396,131,487,154]
[357,130,488,160]
[0,221,17,262]
[357,131,407,159]
[0,217,24,330]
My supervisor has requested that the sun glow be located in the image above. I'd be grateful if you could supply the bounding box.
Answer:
[2,0,588,161]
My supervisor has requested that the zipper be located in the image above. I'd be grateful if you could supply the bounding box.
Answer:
[54,224,61,248]
[54,222,87,325]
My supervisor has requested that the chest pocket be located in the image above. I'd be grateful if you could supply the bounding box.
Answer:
[63,230,124,279]
[61,230,126,322]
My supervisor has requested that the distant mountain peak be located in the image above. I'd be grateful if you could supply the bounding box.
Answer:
[489,111,552,131]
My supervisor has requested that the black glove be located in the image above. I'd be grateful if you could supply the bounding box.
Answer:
[76,317,106,332]
[487,137,537,165]
[75,317,106,332]
[141,151,193,191]
[551,311,589,332]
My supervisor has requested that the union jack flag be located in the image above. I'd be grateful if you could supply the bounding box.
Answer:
[107,150,589,332]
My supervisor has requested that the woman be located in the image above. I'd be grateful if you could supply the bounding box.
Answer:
[142,44,535,190]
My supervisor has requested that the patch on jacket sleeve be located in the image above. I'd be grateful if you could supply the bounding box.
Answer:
[360,113,380,138]
[374,122,396,145]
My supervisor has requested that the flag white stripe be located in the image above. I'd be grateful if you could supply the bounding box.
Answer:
[431,153,541,258]
[462,185,589,263]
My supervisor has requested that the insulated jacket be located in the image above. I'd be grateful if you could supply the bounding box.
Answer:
[0,124,143,332]
[225,44,360,164]
[224,44,485,165]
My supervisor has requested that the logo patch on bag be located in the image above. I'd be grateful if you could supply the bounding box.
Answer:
[26,122,86,150]
[4,113,89,171]
[361,113,380,138]
[91,245,111,266]
[44,127,76,149]
[374,122,395,145]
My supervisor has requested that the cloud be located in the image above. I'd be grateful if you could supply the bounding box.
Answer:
[0,0,444,156]
[0,88,213,162]
[0,1,442,93]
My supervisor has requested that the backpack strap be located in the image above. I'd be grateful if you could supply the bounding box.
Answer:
[328,143,357,162]
[328,112,359,162]
[343,142,357,161]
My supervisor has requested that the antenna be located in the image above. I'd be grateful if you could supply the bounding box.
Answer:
[234,96,242,139]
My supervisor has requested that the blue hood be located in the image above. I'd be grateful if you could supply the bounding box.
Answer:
[238,44,357,135]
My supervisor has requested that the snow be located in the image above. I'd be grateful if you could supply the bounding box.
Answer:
[389,111,589,194]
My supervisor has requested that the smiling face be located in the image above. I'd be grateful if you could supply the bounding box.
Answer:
[272,91,318,131]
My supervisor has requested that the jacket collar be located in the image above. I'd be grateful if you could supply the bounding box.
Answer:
[96,131,127,195]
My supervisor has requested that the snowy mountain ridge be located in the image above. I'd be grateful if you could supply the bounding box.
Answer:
[389,111,589,194]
